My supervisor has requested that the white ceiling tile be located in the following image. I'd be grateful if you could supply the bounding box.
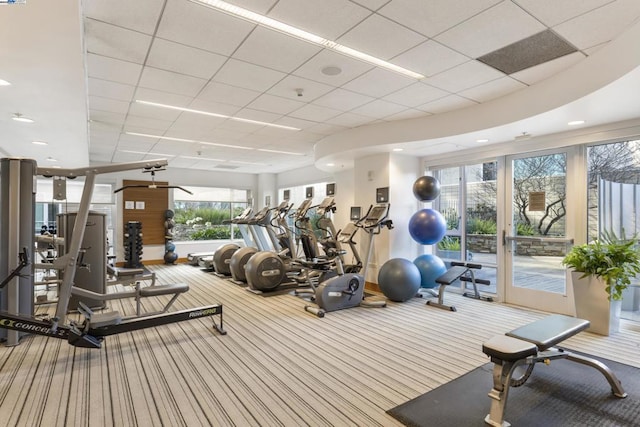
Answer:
[426,60,504,92]
[168,157,200,169]
[553,0,640,50]
[84,19,152,64]
[325,112,376,127]
[82,0,165,35]
[197,81,262,108]
[134,87,195,108]
[382,83,450,108]
[435,1,546,58]
[350,99,408,119]
[350,0,389,11]
[113,151,145,163]
[267,75,335,101]
[234,108,284,125]
[147,38,227,80]
[268,0,371,40]
[337,14,426,60]
[213,59,287,92]
[511,51,586,85]
[272,116,319,130]
[124,114,174,131]
[127,102,181,121]
[156,0,255,56]
[88,78,135,102]
[418,94,478,114]
[459,77,527,102]
[293,49,373,86]
[116,136,157,151]
[150,139,195,155]
[138,66,208,97]
[188,99,242,117]
[342,68,414,98]
[168,113,226,134]
[514,0,614,27]
[384,109,431,121]
[88,95,130,115]
[288,104,343,122]
[87,54,142,85]
[89,109,127,126]
[392,40,470,78]
[379,0,502,38]
[313,89,375,111]
[246,94,306,115]
[232,27,323,73]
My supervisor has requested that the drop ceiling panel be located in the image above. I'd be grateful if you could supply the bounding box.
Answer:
[234,108,284,125]
[511,51,585,85]
[342,68,414,98]
[459,76,527,103]
[84,19,152,64]
[553,0,640,50]
[385,109,431,121]
[326,111,376,127]
[267,75,335,101]
[379,0,502,38]
[391,40,470,78]
[213,59,287,92]
[156,0,254,56]
[86,54,142,85]
[337,14,426,60]
[246,94,306,115]
[134,87,195,108]
[232,27,323,73]
[313,88,375,111]
[168,113,225,133]
[89,110,127,127]
[292,49,374,86]
[382,83,449,108]
[288,104,343,122]
[350,99,408,119]
[418,94,478,114]
[268,0,371,40]
[273,116,319,130]
[81,0,165,35]
[116,138,157,152]
[168,157,200,169]
[146,38,227,79]
[88,78,135,102]
[350,0,389,11]
[224,0,278,14]
[305,122,348,135]
[196,82,261,108]
[435,1,546,58]
[426,60,505,93]
[138,67,208,97]
[514,0,614,27]
[123,114,175,131]
[88,96,131,115]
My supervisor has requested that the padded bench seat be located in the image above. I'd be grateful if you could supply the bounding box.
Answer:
[139,283,189,297]
[482,335,537,362]
[506,314,589,350]
[107,265,145,277]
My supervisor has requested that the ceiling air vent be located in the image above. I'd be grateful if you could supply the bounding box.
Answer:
[477,29,578,75]
[215,164,240,170]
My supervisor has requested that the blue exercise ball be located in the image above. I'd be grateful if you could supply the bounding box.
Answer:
[164,251,178,264]
[408,209,447,245]
[413,176,441,201]
[378,258,422,302]
[165,241,176,252]
[413,254,447,288]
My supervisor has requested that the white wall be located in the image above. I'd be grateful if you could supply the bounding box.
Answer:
[389,153,422,261]
[257,173,276,208]
[276,165,333,189]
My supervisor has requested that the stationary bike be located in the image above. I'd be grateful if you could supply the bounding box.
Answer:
[300,204,393,317]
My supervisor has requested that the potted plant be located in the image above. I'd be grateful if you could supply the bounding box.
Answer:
[562,230,640,335]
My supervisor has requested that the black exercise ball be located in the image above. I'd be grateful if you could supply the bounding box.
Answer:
[164,251,178,264]
[413,176,441,201]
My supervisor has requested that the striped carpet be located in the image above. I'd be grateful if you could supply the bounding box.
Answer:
[1,264,639,426]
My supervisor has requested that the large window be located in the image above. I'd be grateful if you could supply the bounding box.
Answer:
[172,186,249,241]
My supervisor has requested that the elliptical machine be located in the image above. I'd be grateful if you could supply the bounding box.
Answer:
[301,203,394,317]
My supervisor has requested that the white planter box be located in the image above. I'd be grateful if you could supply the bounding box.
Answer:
[571,271,621,336]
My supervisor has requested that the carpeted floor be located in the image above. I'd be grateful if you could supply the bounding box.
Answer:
[388,350,640,427]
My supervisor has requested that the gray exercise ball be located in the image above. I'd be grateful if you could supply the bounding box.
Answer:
[378,258,422,302]
[413,176,441,201]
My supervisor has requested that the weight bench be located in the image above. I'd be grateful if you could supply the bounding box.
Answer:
[481,314,627,427]
[426,262,492,311]
[107,265,156,288]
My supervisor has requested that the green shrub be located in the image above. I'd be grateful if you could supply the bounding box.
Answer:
[189,226,232,240]
[467,218,497,235]
[437,236,461,250]
[516,223,535,236]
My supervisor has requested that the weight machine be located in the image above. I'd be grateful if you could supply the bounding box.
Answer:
[0,158,226,348]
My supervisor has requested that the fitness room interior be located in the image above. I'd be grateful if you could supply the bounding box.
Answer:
[1,1,640,426]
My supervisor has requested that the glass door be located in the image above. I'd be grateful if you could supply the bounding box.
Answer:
[504,149,577,314]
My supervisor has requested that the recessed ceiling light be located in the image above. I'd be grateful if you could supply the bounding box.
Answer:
[257,148,305,156]
[136,100,300,131]
[568,120,585,126]
[189,0,425,80]
[0,79,11,86]
[125,132,254,150]
[46,157,58,162]
[12,113,34,123]
[326,163,335,167]
[119,150,177,157]
[476,139,489,143]
[392,148,404,152]
[32,141,48,146]
[180,155,224,161]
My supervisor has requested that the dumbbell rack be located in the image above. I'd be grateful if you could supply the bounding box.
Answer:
[124,221,143,268]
